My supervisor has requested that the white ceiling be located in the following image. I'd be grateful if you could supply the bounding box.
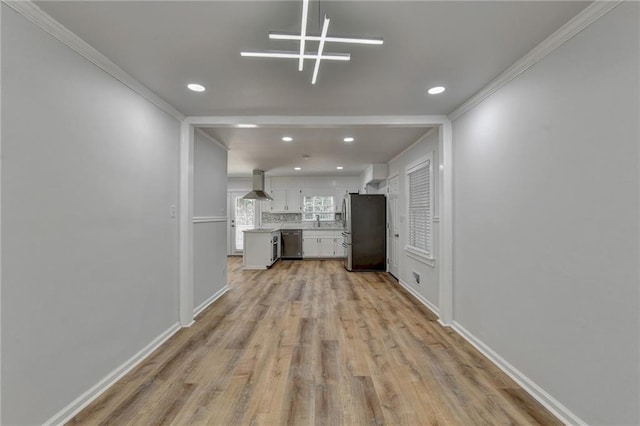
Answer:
[36,0,589,177]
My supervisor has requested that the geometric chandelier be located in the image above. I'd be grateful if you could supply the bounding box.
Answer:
[241,0,383,84]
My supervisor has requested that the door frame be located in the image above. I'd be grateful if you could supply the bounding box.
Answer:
[387,174,400,279]
[227,191,258,255]
[181,116,453,327]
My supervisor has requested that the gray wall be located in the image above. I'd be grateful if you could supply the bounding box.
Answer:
[451,4,639,424]
[388,130,440,309]
[193,132,228,310]
[1,6,180,424]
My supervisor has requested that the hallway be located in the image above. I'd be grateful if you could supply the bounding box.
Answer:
[69,258,559,425]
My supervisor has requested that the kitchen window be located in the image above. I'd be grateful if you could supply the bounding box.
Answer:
[303,195,335,221]
[406,152,434,262]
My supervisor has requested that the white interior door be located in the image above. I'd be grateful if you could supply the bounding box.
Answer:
[387,176,400,278]
[229,192,256,254]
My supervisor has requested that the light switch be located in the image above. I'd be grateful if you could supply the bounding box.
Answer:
[170,205,177,218]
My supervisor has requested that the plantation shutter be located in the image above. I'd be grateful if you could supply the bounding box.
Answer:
[408,158,432,256]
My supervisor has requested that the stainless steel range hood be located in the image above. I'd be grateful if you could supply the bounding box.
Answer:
[242,170,274,201]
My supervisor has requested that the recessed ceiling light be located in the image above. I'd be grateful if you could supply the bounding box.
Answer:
[282,136,293,142]
[344,137,354,142]
[336,166,343,170]
[302,154,310,160]
[428,86,446,95]
[187,83,206,92]
[236,124,257,128]
[294,167,302,170]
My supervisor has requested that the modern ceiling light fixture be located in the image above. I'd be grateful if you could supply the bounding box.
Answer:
[241,0,383,84]
[428,86,446,95]
[269,33,383,45]
[343,137,354,142]
[282,136,293,142]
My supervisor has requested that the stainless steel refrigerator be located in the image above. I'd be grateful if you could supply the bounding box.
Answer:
[342,194,387,271]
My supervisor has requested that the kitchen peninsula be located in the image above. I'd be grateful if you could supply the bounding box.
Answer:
[242,224,345,269]
[242,229,280,270]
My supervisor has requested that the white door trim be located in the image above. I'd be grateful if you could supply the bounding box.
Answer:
[180,115,454,327]
[387,174,400,279]
[179,122,195,327]
[438,121,453,326]
[0,3,3,420]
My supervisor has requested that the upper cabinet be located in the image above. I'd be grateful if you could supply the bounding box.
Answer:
[265,188,302,212]
[259,176,361,215]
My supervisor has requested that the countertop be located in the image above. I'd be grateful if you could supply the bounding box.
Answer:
[243,228,280,233]
[244,226,344,233]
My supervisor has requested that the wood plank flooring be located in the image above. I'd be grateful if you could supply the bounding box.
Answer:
[68,258,561,425]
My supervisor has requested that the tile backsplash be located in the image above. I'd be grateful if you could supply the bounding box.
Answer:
[262,212,302,223]
[262,212,342,227]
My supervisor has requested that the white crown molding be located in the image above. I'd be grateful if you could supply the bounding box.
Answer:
[389,126,438,165]
[448,0,622,121]
[3,0,185,122]
[195,128,230,152]
[44,322,181,426]
[452,321,587,426]
[186,115,449,127]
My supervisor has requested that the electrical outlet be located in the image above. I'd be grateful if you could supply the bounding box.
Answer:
[169,204,177,218]
[413,271,420,285]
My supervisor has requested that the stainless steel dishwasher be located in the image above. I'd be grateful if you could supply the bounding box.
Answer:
[281,229,303,259]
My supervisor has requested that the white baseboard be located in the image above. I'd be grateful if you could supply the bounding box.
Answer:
[193,285,229,318]
[44,322,181,426]
[398,278,440,317]
[452,321,586,426]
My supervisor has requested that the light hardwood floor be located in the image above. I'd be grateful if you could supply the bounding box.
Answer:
[68,257,560,425]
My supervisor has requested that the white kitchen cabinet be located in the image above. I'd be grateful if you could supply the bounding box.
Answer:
[318,236,334,257]
[286,189,302,212]
[303,230,345,258]
[302,236,320,257]
[265,189,302,212]
[243,230,280,269]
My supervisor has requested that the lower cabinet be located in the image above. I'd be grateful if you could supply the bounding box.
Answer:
[303,230,345,258]
[302,236,320,257]
[243,231,280,269]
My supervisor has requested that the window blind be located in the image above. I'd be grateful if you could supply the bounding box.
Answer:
[408,158,432,256]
